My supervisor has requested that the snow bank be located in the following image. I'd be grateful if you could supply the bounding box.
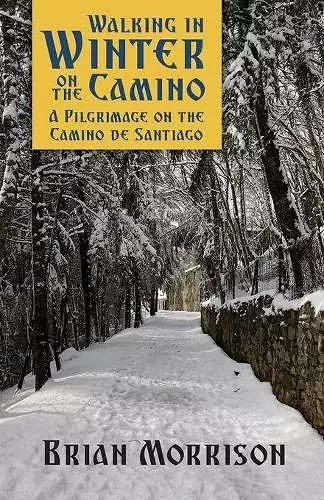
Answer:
[201,295,222,309]
[269,290,324,316]
[203,289,324,317]
[59,347,79,363]
[202,290,276,312]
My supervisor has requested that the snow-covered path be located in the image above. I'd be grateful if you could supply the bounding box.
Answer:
[0,311,323,500]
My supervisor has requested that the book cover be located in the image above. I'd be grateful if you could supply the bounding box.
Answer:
[0,1,323,499]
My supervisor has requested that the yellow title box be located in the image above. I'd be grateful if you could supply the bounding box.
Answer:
[32,0,222,150]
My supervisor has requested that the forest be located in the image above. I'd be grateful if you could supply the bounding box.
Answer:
[1,0,324,392]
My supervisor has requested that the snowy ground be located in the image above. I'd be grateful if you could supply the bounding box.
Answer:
[0,311,323,500]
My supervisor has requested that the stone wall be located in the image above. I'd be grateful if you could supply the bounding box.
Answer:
[201,293,324,436]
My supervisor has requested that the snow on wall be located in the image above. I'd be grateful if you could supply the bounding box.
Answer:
[202,289,324,317]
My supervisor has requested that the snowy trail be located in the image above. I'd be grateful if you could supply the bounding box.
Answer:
[0,311,323,500]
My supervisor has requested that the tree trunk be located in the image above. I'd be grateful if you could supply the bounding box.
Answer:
[77,177,93,346]
[202,151,226,303]
[0,8,19,262]
[125,286,131,328]
[150,286,156,316]
[31,150,51,391]
[252,78,305,292]
[240,1,307,293]
[134,271,141,329]
[155,288,158,313]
